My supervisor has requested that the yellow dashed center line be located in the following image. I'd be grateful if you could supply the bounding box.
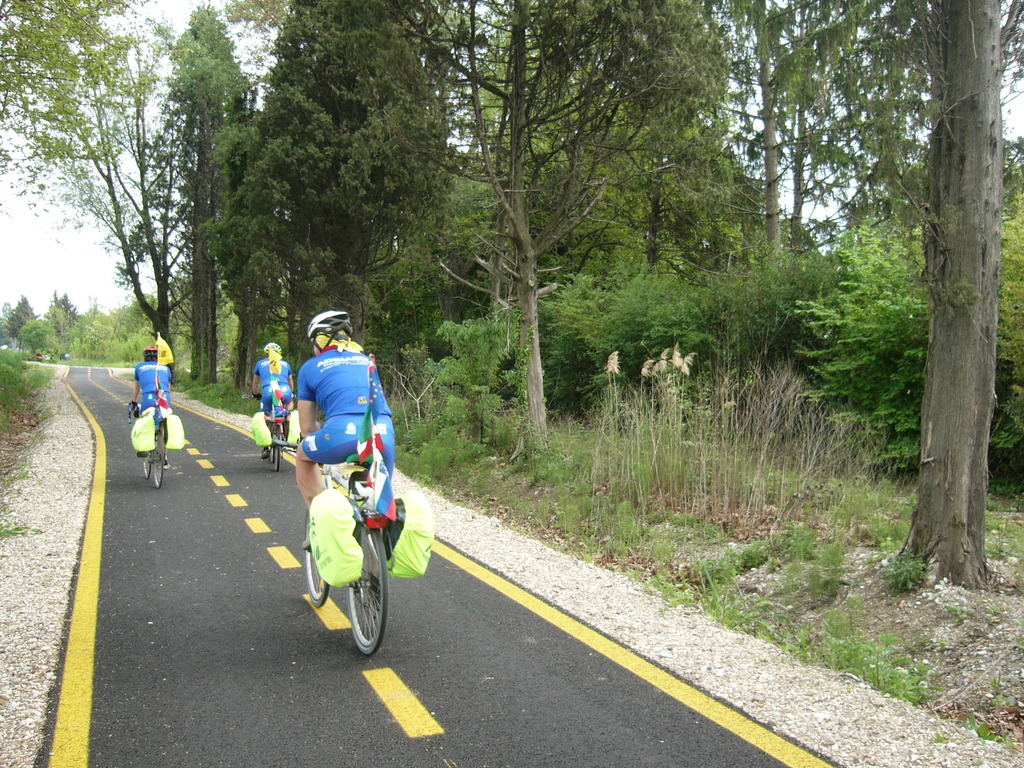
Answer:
[211,475,229,487]
[304,596,351,630]
[363,668,445,738]
[197,459,214,469]
[187,447,201,455]
[245,518,271,533]
[267,546,300,568]
[225,494,247,507]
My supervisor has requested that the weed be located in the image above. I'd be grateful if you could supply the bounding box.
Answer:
[0,517,31,538]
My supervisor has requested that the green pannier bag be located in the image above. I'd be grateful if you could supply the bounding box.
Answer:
[165,413,185,450]
[287,410,300,443]
[131,410,156,452]
[251,412,272,447]
[388,490,434,578]
[308,488,364,587]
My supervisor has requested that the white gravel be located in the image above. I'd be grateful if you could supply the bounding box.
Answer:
[1,372,1021,768]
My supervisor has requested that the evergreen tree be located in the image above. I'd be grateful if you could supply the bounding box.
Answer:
[46,292,80,352]
[168,7,249,384]
[216,0,447,358]
[5,296,36,349]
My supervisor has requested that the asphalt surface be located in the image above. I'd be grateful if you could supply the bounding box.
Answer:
[43,366,835,768]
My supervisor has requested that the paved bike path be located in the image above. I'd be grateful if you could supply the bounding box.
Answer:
[50,366,834,768]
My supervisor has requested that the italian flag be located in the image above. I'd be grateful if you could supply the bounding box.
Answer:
[270,375,285,418]
[156,372,171,418]
[357,393,395,520]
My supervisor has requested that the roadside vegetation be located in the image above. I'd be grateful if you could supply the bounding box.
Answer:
[0,350,51,539]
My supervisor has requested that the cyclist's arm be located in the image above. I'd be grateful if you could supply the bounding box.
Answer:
[132,381,141,401]
[251,374,261,396]
[297,399,319,437]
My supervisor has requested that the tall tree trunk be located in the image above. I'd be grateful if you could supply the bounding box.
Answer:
[508,0,546,436]
[759,54,782,251]
[191,113,218,385]
[790,105,807,251]
[907,0,1002,588]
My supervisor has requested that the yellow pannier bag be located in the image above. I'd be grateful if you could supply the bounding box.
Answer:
[131,410,156,452]
[251,412,272,447]
[309,489,364,587]
[287,410,300,443]
[165,413,185,450]
[388,490,434,579]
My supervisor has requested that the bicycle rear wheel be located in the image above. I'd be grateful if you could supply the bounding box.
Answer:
[304,508,329,607]
[142,451,152,479]
[346,526,388,655]
[152,425,165,489]
[272,425,282,472]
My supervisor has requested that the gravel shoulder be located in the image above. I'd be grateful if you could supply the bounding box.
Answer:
[1,372,1021,768]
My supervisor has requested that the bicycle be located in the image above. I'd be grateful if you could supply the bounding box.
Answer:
[305,458,392,656]
[130,404,167,489]
[264,406,290,471]
[246,395,291,471]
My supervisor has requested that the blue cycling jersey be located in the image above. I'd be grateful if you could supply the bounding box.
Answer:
[297,346,392,421]
[134,362,173,411]
[253,357,293,389]
[298,345,395,475]
[253,357,293,412]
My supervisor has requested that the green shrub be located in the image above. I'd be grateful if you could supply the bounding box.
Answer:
[881,552,927,594]
[798,223,927,472]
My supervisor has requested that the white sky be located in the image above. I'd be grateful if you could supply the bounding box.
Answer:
[1,3,1023,318]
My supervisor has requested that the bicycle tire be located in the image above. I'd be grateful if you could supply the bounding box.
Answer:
[153,425,165,489]
[346,526,388,655]
[304,508,329,607]
[272,428,282,472]
[142,451,152,479]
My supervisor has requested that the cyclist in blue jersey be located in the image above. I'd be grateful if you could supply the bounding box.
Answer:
[131,345,173,468]
[131,346,173,415]
[251,342,295,413]
[295,310,396,511]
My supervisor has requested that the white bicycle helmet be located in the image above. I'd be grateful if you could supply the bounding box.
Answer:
[264,342,281,354]
[306,310,353,343]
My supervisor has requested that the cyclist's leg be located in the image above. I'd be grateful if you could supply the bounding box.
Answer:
[296,423,358,508]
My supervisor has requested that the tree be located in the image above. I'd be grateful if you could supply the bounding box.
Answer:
[0,0,127,170]
[215,0,447,359]
[905,0,1005,587]
[20,318,55,354]
[390,0,725,436]
[46,292,80,352]
[5,296,36,349]
[61,26,185,344]
[168,8,249,383]
[709,0,870,251]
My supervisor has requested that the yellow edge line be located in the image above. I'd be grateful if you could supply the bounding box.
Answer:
[49,379,107,767]
[433,541,832,768]
[363,668,444,738]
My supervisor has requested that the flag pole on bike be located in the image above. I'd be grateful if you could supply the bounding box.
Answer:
[357,355,396,521]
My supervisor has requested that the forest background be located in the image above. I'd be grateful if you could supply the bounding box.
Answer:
[3,0,1024,749]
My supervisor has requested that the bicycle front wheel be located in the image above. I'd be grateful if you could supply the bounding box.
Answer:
[346,526,388,655]
[304,508,329,607]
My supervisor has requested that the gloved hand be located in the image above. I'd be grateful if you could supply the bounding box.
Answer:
[129,400,140,418]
